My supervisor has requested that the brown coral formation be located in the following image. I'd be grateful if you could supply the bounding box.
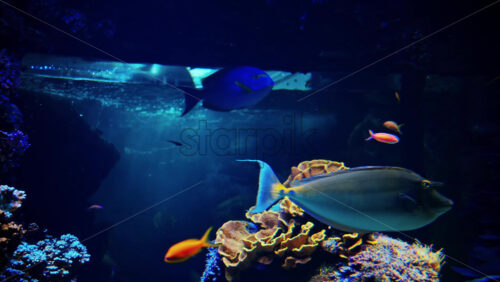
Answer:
[216,208,327,280]
[0,185,26,268]
[283,159,347,187]
[332,233,378,259]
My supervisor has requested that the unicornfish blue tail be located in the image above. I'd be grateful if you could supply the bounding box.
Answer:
[237,159,285,213]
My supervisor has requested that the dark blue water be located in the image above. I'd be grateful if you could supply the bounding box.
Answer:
[1,0,499,281]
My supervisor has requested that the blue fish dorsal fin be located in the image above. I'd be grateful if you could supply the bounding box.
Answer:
[289,174,329,187]
[289,166,423,187]
[237,160,284,213]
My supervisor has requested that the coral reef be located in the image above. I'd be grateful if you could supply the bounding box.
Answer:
[327,232,378,259]
[0,130,30,173]
[0,185,26,218]
[0,50,20,94]
[0,185,27,268]
[0,50,26,174]
[2,234,90,281]
[310,234,444,282]
[201,247,221,282]
[283,159,347,187]
[212,159,446,281]
[0,49,92,281]
[0,186,91,281]
[0,94,23,131]
[215,198,327,281]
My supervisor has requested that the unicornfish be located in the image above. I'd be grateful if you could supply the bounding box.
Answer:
[239,160,453,233]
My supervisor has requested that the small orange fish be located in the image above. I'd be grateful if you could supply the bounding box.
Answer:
[366,129,399,144]
[383,121,403,135]
[395,91,400,103]
[86,204,103,211]
[164,227,218,263]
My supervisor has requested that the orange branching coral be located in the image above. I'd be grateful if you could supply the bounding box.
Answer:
[283,159,347,187]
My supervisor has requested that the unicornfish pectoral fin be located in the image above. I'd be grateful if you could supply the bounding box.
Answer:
[399,192,419,211]
[237,159,285,213]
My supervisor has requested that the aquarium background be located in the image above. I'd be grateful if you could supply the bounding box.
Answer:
[0,0,499,281]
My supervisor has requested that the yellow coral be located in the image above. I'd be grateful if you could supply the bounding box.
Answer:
[283,159,348,187]
[216,210,326,280]
[279,197,304,217]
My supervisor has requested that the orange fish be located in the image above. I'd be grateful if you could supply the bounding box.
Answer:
[395,91,400,103]
[86,204,103,211]
[164,227,218,263]
[383,121,403,134]
[366,129,399,144]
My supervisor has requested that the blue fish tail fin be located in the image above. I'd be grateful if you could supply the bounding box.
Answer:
[365,129,374,141]
[180,88,203,116]
[237,159,285,213]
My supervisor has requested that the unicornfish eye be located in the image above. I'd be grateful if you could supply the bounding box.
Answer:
[421,180,431,189]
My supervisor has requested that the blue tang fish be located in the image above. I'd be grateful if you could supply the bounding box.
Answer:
[181,66,274,116]
[239,160,453,233]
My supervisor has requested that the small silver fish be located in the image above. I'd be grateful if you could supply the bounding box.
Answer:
[239,160,453,233]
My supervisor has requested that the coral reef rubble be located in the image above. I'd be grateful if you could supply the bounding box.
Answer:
[3,234,90,281]
[0,185,27,268]
[310,234,443,282]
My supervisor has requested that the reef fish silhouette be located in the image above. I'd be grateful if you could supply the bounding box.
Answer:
[164,227,218,263]
[239,160,453,233]
[181,66,274,116]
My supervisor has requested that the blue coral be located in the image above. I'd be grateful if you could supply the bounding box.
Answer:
[0,50,20,93]
[0,94,23,129]
[0,50,26,173]
[201,247,221,282]
[3,234,90,281]
[310,234,444,282]
[62,9,88,34]
[1,130,30,154]
[0,129,30,173]
[0,185,26,219]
